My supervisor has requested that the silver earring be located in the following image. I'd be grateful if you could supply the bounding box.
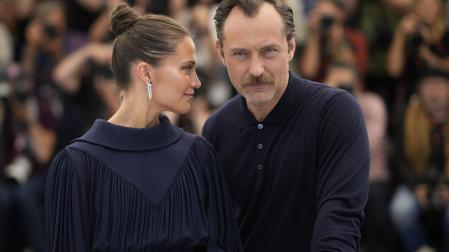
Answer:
[147,80,152,100]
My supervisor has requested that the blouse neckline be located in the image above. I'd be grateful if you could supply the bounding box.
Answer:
[73,115,183,151]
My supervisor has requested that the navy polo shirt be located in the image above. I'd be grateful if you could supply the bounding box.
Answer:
[203,73,369,252]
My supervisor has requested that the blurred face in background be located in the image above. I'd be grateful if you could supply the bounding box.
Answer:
[387,0,414,12]
[415,0,441,26]
[315,0,344,23]
[169,0,187,16]
[419,77,449,116]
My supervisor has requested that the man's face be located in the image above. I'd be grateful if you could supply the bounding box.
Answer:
[419,77,449,114]
[217,3,295,109]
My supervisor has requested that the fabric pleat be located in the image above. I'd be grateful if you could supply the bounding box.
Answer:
[45,127,242,252]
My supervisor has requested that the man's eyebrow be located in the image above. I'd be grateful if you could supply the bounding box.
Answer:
[230,48,249,52]
[260,44,280,50]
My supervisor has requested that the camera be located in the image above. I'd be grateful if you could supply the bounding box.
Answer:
[410,32,424,47]
[43,23,60,40]
[320,15,335,33]
[408,20,427,48]
[93,63,114,80]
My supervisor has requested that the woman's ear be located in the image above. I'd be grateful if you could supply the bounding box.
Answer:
[135,61,153,84]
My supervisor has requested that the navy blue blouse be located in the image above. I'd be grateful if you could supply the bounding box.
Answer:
[44,116,242,252]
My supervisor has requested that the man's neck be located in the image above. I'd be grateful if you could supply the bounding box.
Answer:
[247,103,275,122]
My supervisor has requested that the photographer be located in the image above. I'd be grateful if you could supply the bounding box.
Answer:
[21,1,67,91]
[390,68,449,252]
[0,59,57,252]
[387,0,449,105]
[298,0,368,82]
[52,41,122,147]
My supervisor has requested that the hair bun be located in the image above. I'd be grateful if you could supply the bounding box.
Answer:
[110,3,139,37]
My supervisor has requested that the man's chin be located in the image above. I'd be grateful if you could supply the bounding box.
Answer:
[244,93,275,106]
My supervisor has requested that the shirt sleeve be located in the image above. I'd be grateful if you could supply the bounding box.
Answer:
[312,92,370,251]
[45,148,91,252]
[198,139,243,252]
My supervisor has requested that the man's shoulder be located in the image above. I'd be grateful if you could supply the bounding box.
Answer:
[291,74,347,106]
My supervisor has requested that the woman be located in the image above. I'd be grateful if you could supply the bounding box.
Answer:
[44,3,242,251]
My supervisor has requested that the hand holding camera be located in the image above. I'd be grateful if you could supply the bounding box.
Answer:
[398,14,431,47]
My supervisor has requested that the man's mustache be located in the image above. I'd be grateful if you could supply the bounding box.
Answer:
[242,75,274,86]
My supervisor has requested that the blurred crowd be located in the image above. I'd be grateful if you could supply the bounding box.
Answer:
[0,0,449,251]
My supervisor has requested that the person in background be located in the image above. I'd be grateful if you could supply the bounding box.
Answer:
[390,68,449,252]
[387,0,449,106]
[298,0,368,81]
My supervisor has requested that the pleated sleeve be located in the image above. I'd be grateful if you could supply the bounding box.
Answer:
[194,139,243,252]
[44,148,92,252]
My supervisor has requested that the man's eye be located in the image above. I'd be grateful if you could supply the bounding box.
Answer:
[232,51,248,58]
[262,48,277,57]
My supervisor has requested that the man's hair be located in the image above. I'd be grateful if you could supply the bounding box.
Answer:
[214,0,295,43]
[418,67,449,84]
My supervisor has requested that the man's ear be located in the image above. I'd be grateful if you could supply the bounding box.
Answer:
[287,37,296,61]
[216,40,226,65]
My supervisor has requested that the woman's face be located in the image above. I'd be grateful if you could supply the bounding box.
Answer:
[150,36,201,114]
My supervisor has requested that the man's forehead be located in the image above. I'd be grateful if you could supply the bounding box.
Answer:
[223,3,284,33]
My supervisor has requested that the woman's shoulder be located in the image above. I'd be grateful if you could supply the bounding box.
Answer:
[180,132,215,155]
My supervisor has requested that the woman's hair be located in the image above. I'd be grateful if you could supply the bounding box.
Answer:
[404,95,449,180]
[110,3,189,89]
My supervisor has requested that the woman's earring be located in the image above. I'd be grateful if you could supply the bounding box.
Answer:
[147,80,152,100]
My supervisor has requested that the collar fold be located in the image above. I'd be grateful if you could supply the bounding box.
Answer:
[73,115,183,151]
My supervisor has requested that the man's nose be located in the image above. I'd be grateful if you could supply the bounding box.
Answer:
[248,55,264,77]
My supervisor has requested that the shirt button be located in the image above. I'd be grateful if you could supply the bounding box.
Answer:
[257,164,263,170]
[257,143,263,149]
[257,124,264,130]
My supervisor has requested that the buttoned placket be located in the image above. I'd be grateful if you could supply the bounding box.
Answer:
[256,123,265,172]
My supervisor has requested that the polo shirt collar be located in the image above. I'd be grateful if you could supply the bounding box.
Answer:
[239,72,303,129]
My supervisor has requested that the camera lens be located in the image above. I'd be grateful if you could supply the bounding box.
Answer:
[320,15,335,35]
[410,33,424,47]
[44,24,59,39]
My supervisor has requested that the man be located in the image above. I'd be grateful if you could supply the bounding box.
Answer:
[202,0,370,251]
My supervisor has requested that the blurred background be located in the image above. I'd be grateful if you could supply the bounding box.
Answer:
[0,0,449,251]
